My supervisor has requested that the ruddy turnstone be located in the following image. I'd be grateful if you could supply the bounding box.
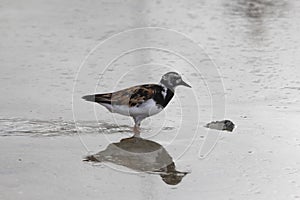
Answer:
[82,72,191,136]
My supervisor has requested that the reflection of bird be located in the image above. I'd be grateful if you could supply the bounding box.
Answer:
[82,72,191,136]
[84,137,188,185]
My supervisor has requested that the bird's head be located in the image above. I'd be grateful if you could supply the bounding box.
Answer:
[160,72,191,90]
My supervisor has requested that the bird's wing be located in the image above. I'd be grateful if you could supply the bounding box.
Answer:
[83,84,160,107]
[112,84,158,106]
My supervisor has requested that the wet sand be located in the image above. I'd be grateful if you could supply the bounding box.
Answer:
[1,106,300,199]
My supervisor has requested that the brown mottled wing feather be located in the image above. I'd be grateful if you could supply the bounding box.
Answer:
[112,84,156,107]
[90,84,157,107]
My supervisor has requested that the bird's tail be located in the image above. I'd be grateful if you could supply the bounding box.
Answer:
[82,94,96,102]
[82,94,111,104]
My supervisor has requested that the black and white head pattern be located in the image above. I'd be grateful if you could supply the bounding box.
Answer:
[160,72,191,90]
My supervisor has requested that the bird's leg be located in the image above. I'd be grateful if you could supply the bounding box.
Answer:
[132,117,142,137]
[133,124,140,137]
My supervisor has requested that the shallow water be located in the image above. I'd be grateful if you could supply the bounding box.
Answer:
[0,118,180,137]
[1,0,300,199]
[0,118,132,136]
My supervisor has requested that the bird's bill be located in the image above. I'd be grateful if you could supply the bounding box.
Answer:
[180,80,192,88]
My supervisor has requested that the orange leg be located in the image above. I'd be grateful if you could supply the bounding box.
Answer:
[132,116,143,137]
[133,124,141,137]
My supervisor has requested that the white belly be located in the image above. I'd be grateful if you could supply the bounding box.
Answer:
[101,99,163,117]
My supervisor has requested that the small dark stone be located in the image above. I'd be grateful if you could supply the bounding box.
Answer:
[204,119,235,132]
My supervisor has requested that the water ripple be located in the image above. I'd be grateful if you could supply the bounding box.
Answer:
[0,118,133,137]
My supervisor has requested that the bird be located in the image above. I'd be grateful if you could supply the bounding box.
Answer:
[82,72,191,136]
